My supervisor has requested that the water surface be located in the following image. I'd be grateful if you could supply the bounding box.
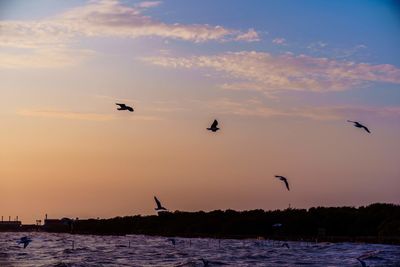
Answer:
[1,232,399,266]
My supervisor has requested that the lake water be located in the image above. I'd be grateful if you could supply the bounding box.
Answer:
[0,232,399,266]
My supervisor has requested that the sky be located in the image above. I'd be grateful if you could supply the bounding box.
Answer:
[0,0,399,224]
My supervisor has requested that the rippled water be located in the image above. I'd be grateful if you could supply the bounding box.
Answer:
[0,232,399,266]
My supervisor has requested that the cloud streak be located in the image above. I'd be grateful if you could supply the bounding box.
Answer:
[0,48,95,69]
[17,109,115,121]
[0,0,258,48]
[17,108,162,121]
[272,38,286,45]
[0,0,259,68]
[208,98,400,121]
[143,51,400,93]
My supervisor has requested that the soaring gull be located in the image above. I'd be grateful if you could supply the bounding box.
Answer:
[154,196,167,211]
[116,103,134,112]
[347,120,370,133]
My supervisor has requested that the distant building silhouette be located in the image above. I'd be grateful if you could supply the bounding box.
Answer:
[0,215,21,231]
[43,215,73,232]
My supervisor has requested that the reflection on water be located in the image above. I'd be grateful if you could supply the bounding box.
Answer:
[0,232,399,266]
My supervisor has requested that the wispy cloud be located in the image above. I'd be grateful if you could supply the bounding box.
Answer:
[17,109,115,121]
[235,28,260,42]
[0,0,258,48]
[0,0,259,68]
[17,108,162,121]
[143,51,400,94]
[272,38,286,45]
[0,47,95,69]
[307,41,327,50]
[207,98,400,121]
[135,1,162,9]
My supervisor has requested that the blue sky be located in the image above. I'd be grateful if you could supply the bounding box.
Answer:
[1,0,399,222]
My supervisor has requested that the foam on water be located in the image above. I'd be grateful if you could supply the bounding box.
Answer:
[0,232,399,266]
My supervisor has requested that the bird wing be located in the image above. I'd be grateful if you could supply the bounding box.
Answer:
[23,242,29,248]
[154,196,162,209]
[211,119,218,128]
[284,179,290,191]
[127,106,134,112]
[361,125,370,133]
[116,103,126,108]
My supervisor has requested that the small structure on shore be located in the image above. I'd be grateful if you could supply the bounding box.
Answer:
[0,216,21,231]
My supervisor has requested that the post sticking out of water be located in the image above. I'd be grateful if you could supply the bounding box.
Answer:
[72,240,75,250]
[128,241,131,248]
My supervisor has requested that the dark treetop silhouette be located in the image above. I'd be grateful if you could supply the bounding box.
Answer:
[42,203,400,245]
[116,103,134,112]
[207,119,220,132]
[154,196,167,211]
[275,175,290,191]
[347,120,370,133]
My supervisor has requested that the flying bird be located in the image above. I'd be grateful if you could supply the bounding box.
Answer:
[18,236,32,249]
[154,196,167,211]
[275,175,290,191]
[347,120,370,133]
[116,103,134,112]
[207,119,220,132]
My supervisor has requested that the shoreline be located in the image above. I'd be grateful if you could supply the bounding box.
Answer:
[2,203,399,245]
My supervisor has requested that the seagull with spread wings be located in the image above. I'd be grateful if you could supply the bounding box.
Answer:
[347,120,370,133]
[154,196,167,211]
[116,103,134,112]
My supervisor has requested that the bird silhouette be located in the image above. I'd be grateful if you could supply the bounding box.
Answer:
[18,236,32,248]
[207,119,220,132]
[116,103,134,112]
[347,120,370,133]
[275,175,290,191]
[281,242,290,249]
[154,196,167,211]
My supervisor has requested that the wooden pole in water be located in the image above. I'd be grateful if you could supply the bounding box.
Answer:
[72,240,75,250]
[128,241,131,248]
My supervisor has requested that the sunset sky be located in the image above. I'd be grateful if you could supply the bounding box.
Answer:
[1,0,399,224]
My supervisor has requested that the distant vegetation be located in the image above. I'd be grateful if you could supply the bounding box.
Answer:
[48,203,400,244]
